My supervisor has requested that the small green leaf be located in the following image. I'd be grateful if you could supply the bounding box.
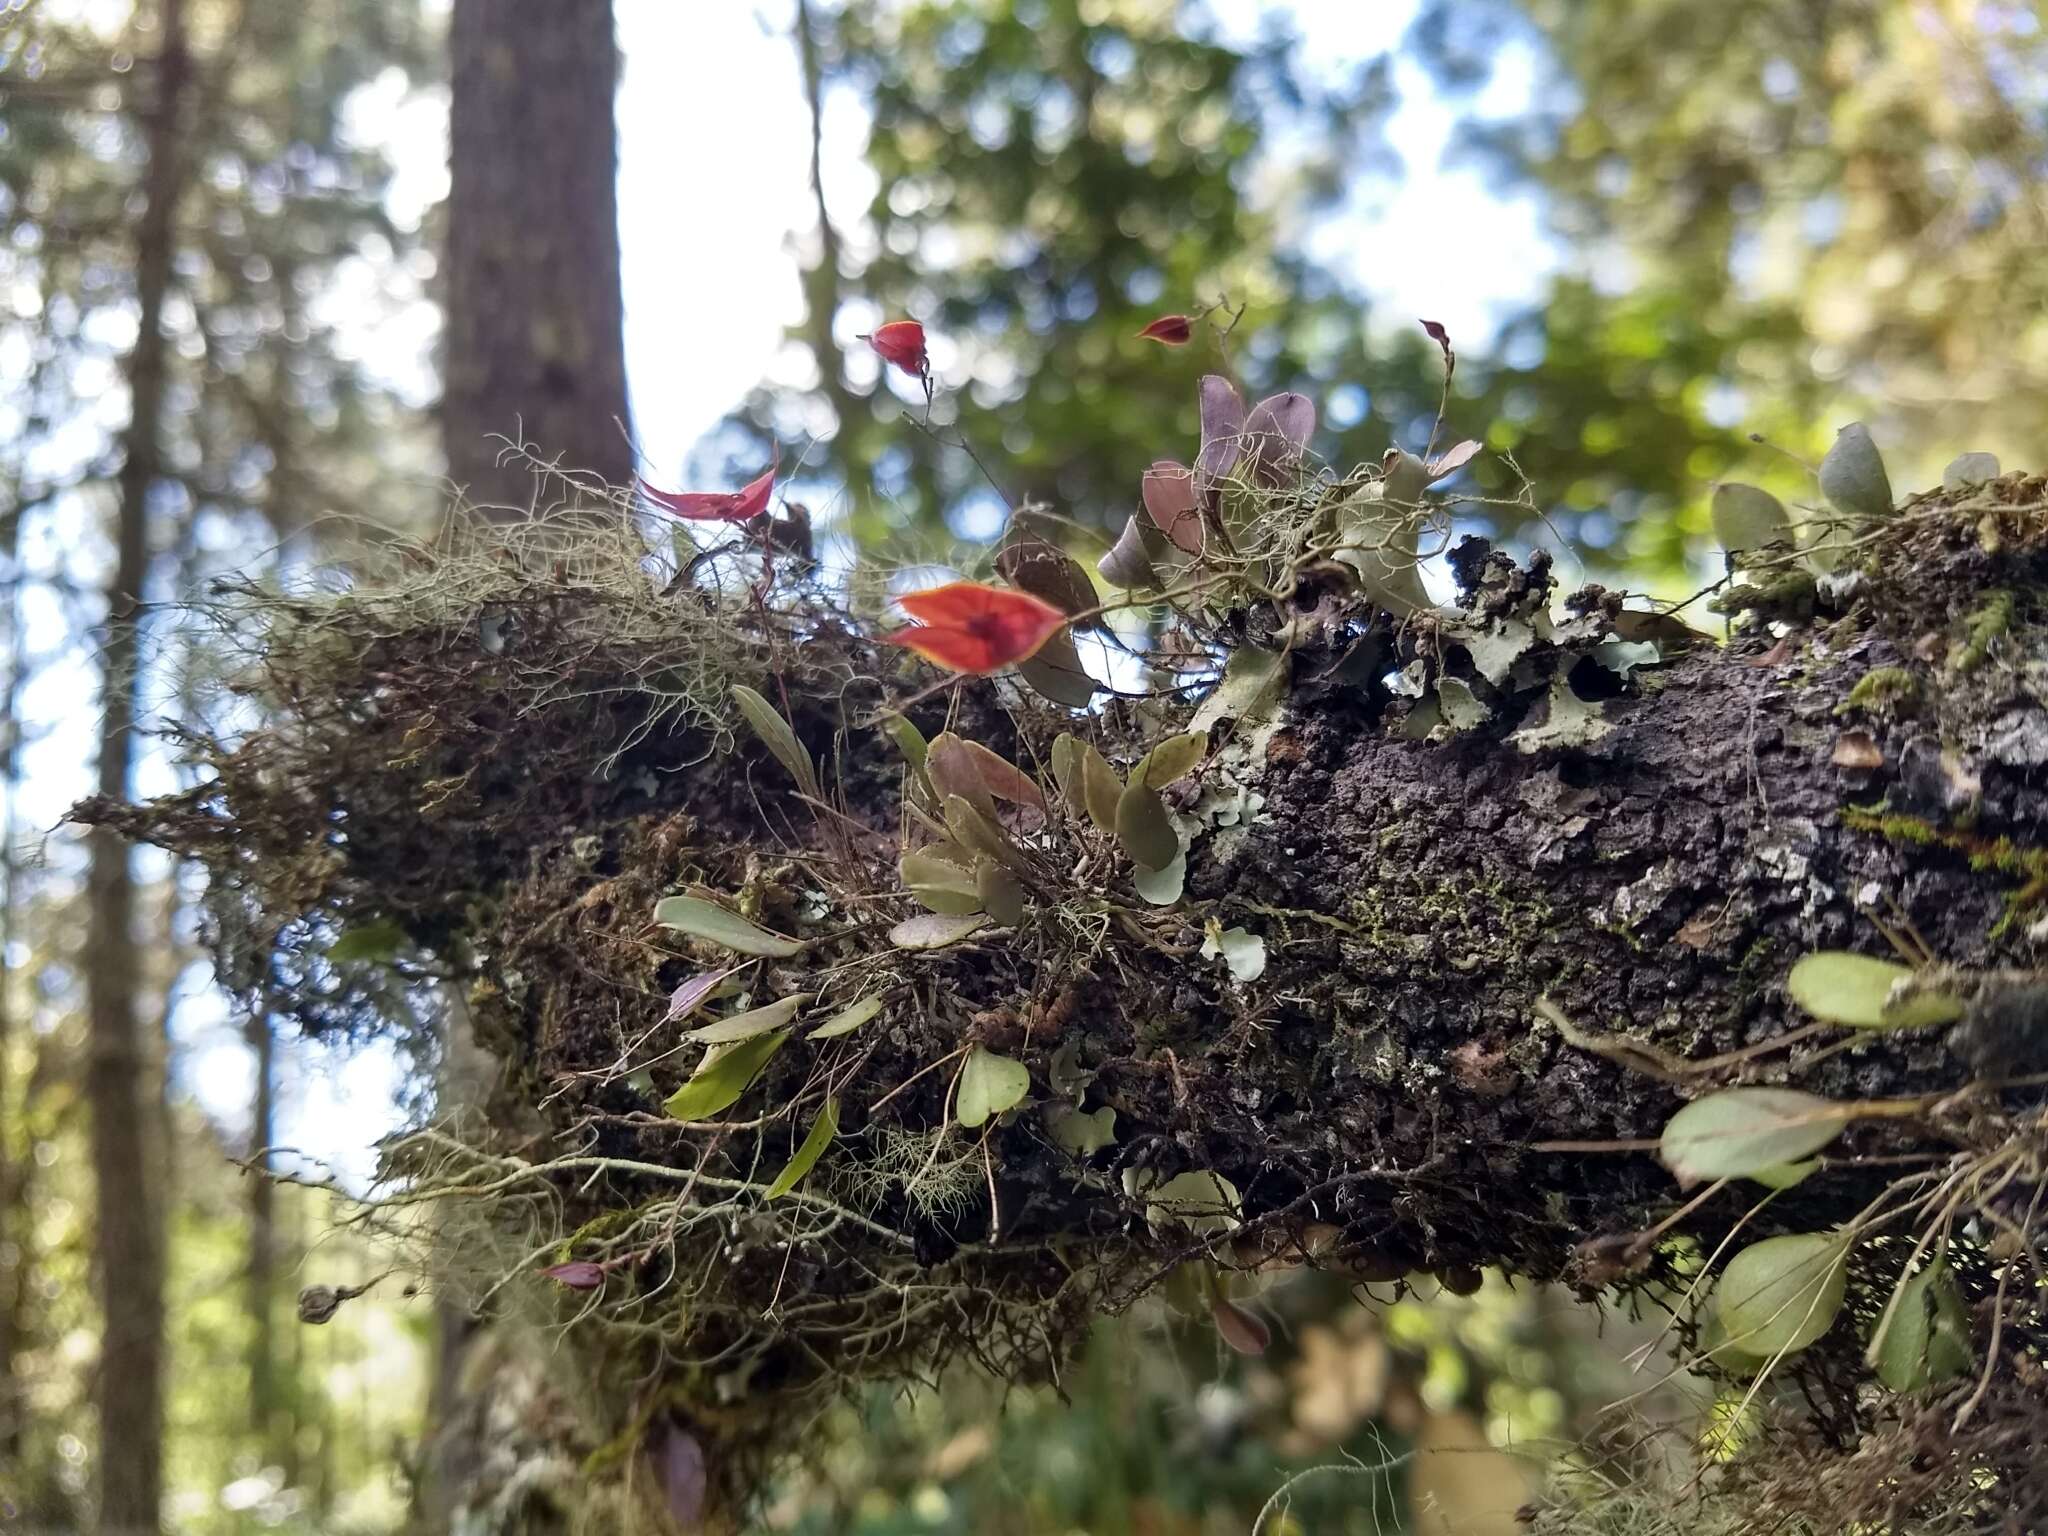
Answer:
[663,1030,790,1123]
[1747,1160,1820,1190]
[1044,1102,1117,1155]
[1711,482,1792,561]
[889,911,989,950]
[1133,1168,1242,1235]
[1870,1257,1972,1392]
[975,857,1026,926]
[1660,1087,1846,1185]
[1137,730,1206,788]
[900,846,982,915]
[957,1046,1029,1128]
[326,918,405,965]
[1716,1231,1851,1358]
[731,683,819,799]
[653,896,804,957]
[1787,951,1962,1030]
[1115,780,1178,869]
[1077,741,1123,831]
[887,716,929,773]
[682,993,809,1045]
[766,1098,839,1199]
[1818,422,1894,520]
[808,994,884,1040]
[942,794,1031,875]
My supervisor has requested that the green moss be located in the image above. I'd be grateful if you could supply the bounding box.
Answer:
[1835,666,1920,718]
[1843,804,2048,938]
[1946,588,2014,674]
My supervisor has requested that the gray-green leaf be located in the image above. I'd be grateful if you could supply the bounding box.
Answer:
[1716,1231,1851,1358]
[731,684,820,799]
[957,1046,1029,1128]
[1818,423,1893,520]
[1786,951,1961,1030]
[664,1030,790,1123]
[654,896,805,958]
[1659,1087,1847,1185]
[765,1098,839,1199]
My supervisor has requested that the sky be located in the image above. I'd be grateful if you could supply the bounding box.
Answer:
[153,0,1560,1187]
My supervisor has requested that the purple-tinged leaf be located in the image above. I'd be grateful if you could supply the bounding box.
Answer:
[1099,513,1164,591]
[656,1423,707,1528]
[1425,439,1483,482]
[1211,1295,1272,1355]
[665,966,739,1024]
[1243,392,1315,486]
[1419,318,1456,381]
[540,1261,605,1290]
[1196,374,1246,500]
[1140,461,1204,553]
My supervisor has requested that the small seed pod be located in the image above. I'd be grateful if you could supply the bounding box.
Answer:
[297,1285,342,1325]
[1817,422,1894,521]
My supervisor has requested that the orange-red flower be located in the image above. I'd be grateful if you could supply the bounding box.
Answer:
[864,319,929,378]
[882,581,1067,675]
[641,464,776,522]
[1136,313,1194,346]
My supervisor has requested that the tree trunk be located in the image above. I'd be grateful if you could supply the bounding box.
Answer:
[77,478,2048,1529]
[245,1008,279,1464]
[441,0,632,514]
[87,1,186,1529]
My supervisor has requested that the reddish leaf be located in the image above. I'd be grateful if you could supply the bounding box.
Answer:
[541,1261,605,1290]
[865,319,929,377]
[1419,318,1451,349]
[1196,374,1246,499]
[883,582,1067,675]
[1136,313,1194,346]
[656,1424,707,1527]
[1211,1295,1272,1355]
[665,966,738,1024]
[1243,391,1315,486]
[641,463,776,523]
[1140,462,1204,554]
[1425,439,1483,481]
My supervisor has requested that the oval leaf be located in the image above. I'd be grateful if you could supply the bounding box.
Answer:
[1132,851,1186,906]
[1137,1168,1243,1235]
[540,1261,605,1290]
[1115,780,1179,870]
[1870,1258,1972,1392]
[664,1030,790,1123]
[682,992,809,1046]
[654,896,804,958]
[808,993,884,1041]
[1211,1295,1272,1356]
[731,683,819,798]
[889,911,990,950]
[901,845,983,915]
[1141,461,1205,554]
[957,1045,1029,1128]
[1078,741,1123,831]
[1660,1087,1846,1185]
[1787,951,1961,1030]
[1941,452,2000,491]
[1711,482,1791,561]
[1016,627,1098,707]
[665,966,740,1024]
[1716,1231,1851,1358]
[976,856,1026,926]
[995,522,1098,618]
[1137,729,1206,788]
[765,1098,839,1199]
[1818,422,1893,520]
[1098,513,1164,591]
[928,733,1046,812]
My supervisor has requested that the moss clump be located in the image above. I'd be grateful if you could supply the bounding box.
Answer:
[1947,588,2014,674]
[1836,665,1921,718]
[1843,806,2048,937]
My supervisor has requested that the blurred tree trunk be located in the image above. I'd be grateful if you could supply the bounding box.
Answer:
[421,3,631,1526]
[245,1008,279,1464]
[441,0,633,514]
[794,0,864,461]
[86,0,188,1528]
[0,493,25,1468]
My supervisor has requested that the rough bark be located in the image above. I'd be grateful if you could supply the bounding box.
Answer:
[87,1,186,1529]
[77,477,2048,1529]
[441,0,632,514]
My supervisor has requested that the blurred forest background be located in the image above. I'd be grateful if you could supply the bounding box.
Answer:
[0,0,2043,1531]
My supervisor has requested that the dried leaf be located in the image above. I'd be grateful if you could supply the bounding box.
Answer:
[1425,438,1482,480]
[956,1045,1029,1128]
[664,1030,790,1122]
[1660,1087,1847,1185]
[808,994,884,1040]
[888,911,989,950]
[665,966,740,1024]
[730,683,820,799]
[765,1097,839,1199]
[653,896,804,958]
[1115,780,1179,869]
[682,992,810,1045]
[1831,730,1883,771]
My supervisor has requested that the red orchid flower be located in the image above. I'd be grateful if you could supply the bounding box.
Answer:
[1137,313,1194,346]
[882,581,1067,675]
[864,319,929,379]
[640,463,776,522]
